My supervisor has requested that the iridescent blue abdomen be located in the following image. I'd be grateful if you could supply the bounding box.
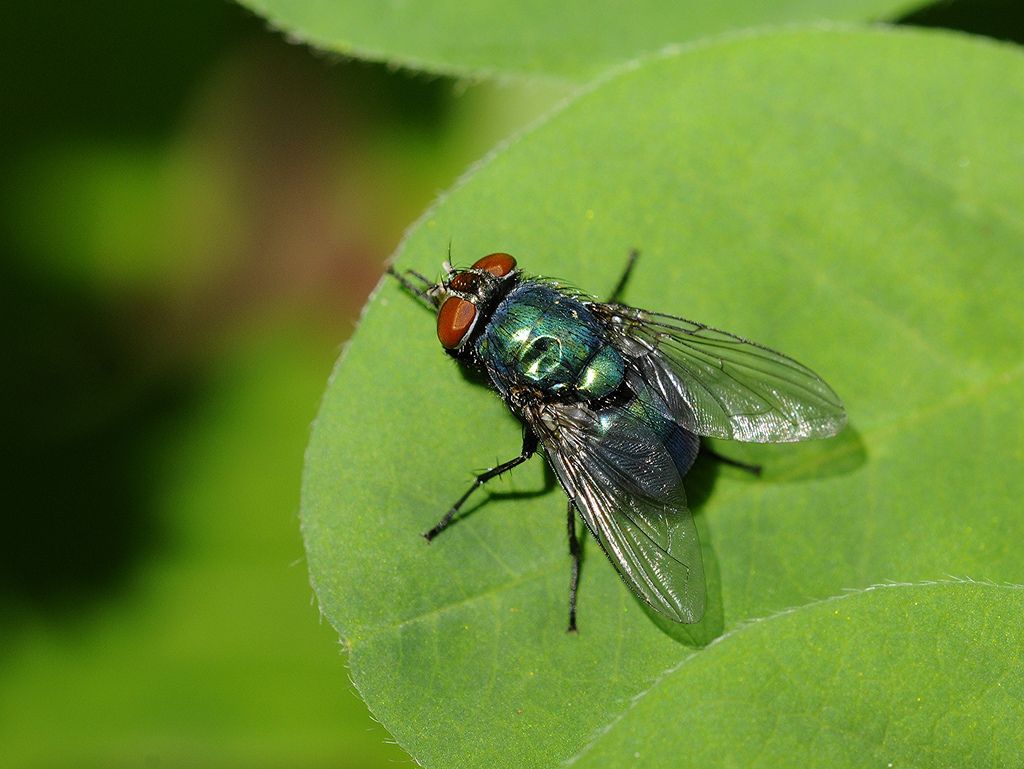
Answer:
[477,282,625,400]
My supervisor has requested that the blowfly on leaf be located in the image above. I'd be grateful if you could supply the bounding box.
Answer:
[389,251,846,631]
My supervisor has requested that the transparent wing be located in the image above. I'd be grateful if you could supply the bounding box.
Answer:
[524,394,705,623]
[591,303,847,442]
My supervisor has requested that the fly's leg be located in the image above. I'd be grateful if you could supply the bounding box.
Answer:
[407,269,434,288]
[424,432,538,541]
[567,502,582,633]
[607,248,640,304]
[702,445,762,476]
[387,266,440,309]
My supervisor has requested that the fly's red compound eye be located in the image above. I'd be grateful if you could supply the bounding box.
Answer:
[437,296,477,349]
[472,253,517,277]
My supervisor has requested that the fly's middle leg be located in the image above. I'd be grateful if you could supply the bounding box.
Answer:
[567,501,582,633]
[607,248,640,304]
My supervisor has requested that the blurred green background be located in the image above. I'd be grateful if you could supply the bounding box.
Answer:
[1,2,1019,768]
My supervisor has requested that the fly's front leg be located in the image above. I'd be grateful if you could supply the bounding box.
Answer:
[385,266,440,309]
[423,431,539,541]
[606,248,640,304]
[567,501,582,633]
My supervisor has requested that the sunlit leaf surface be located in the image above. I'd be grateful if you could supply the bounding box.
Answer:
[303,27,1024,768]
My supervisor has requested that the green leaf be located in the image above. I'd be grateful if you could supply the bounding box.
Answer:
[569,581,1024,768]
[239,0,927,80]
[302,26,1024,768]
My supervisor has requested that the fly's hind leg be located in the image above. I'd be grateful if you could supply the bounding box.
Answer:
[702,444,762,476]
[423,431,538,541]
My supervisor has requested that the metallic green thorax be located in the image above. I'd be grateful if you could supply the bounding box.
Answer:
[477,282,624,400]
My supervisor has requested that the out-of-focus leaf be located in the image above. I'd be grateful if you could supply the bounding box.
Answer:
[0,330,407,768]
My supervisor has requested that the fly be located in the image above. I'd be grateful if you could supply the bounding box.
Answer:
[389,251,846,631]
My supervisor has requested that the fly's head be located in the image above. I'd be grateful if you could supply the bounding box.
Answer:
[389,252,520,365]
[433,253,519,363]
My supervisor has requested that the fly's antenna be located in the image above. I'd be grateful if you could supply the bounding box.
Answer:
[387,266,442,310]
